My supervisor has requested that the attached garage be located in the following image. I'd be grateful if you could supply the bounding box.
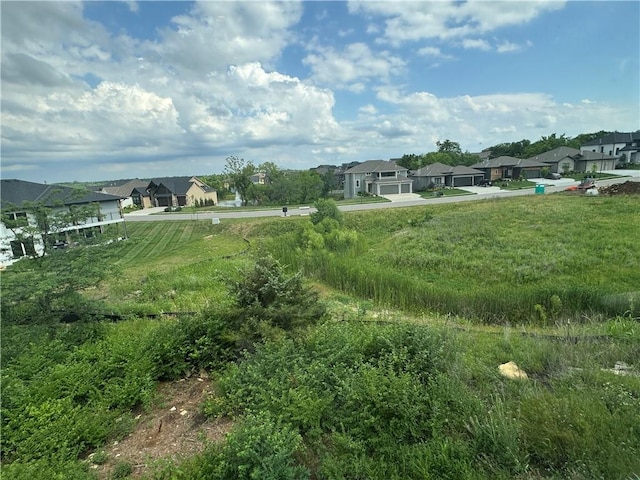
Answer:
[452,176,474,187]
[379,184,399,195]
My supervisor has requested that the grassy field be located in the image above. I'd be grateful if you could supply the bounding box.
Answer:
[2,194,639,479]
[261,194,640,323]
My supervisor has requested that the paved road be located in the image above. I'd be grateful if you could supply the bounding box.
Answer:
[124,172,639,222]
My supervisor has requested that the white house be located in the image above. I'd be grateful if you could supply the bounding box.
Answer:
[1,179,126,267]
[581,131,640,164]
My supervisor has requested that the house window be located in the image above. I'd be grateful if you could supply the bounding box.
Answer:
[433,177,443,185]
[10,238,36,258]
[355,180,360,188]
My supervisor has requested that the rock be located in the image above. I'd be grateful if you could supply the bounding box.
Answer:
[499,361,528,380]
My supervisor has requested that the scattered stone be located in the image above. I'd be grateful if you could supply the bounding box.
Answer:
[169,406,177,412]
[499,361,528,380]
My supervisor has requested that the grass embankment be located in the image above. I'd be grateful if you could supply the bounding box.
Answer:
[2,195,639,479]
[261,194,640,322]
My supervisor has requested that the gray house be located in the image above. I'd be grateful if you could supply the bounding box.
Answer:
[410,162,485,190]
[471,156,550,180]
[343,160,413,199]
[527,147,616,174]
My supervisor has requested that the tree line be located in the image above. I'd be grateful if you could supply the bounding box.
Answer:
[396,131,611,171]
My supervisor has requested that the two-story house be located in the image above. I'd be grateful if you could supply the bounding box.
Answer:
[580,131,640,163]
[1,179,126,266]
[343,160,413,199]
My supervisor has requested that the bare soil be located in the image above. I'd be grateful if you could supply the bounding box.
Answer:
[599,180,640,195]
[92,373,233,479]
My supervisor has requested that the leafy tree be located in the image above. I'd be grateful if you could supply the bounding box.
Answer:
[291,170,323,204]
[397,154,422,171]
[310,198,343,226]
[320,169,338,197]
[1,244,117,324]
[224,156,256,206]
[437,139,462,156]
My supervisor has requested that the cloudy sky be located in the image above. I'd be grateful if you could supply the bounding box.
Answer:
[1,1,638,183]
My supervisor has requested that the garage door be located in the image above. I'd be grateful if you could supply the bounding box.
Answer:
[401,183,411,193]
[380,184,399,195]
[453,176,473,187]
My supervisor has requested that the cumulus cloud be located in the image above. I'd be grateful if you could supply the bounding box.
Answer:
[303,42,405,90]
[349,0,565,44]
[462,38,491,51]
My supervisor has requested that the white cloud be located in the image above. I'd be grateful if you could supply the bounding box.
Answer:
[146,1,303,77]
[496,40,524,53]
[349,1,566,45]
[462,38,491,51]
[303,42,405,90]
[417,46,454,60]
[359,104,378,115]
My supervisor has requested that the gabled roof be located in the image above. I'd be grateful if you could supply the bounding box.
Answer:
[411,162,453,177]
[581,131,640,146]
[1,179,123,209]
[528,146,580,164]
[471,156,521,168]
[345,159,407,174]
[147,176,216,195]
[450,165,485,175]
[149,177,196,195]
[571,151,616,161]
[472,156,548,169]
[412,163,484,177]
[100,179,149,197]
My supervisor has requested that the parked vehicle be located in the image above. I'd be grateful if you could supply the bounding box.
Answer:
[545,172,562,180]
[577,178,596,190]
[477,179,492,187]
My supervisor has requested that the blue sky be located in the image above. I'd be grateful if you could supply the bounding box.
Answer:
[1,1,638,183]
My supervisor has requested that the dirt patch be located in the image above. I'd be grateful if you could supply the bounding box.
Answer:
[599,181,640,195]
[92,374,232,479]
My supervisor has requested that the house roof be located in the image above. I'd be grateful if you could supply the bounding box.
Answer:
[149,177,198,195]
[471,156,520,168]
[581,130,640,147]
[100,179,149,197]
[345,159,407,174]
[411,162,451,177]
[1,179,123,209]
[412,162,484,177]
[528,146,580,164]
[571,151,616,161]
[471,156,548,169]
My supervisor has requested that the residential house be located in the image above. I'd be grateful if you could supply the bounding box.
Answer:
[335,161,361,189]
[250,171,269,185]
[98,179,150,208]
[527,146,580,175]
[343,160,412,199]
[141,176,217,207]
[580,131,640,163]
[410,162,485,190]
[471,156,549,181]
[0,179,125,266]
[571,151,617,173]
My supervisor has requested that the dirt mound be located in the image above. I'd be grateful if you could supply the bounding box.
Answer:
[92,374,232,479]
[599,181,640,195]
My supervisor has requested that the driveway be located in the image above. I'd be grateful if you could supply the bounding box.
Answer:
[380,193,425,202]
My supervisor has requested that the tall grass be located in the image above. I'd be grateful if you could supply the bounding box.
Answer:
[259,195,640,322]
